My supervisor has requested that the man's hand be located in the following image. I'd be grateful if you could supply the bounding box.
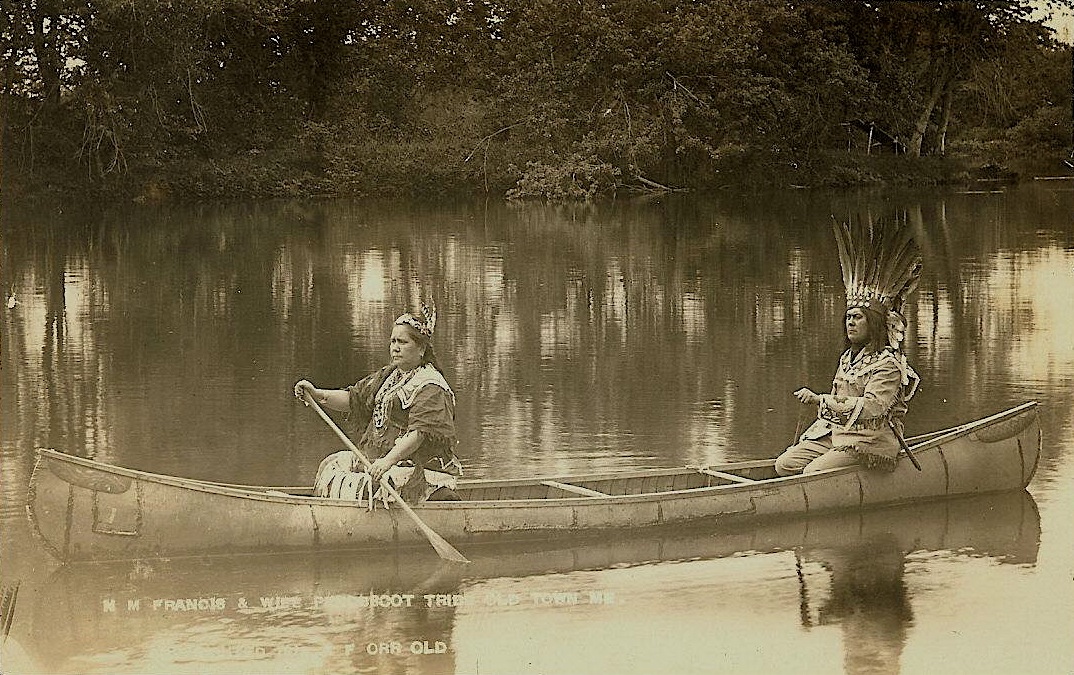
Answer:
[794,388,820,405]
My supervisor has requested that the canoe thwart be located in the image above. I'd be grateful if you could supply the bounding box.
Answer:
[540,480,610,498]
[694,467,756,484]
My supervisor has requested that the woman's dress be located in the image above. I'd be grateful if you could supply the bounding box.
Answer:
[314,364,461,503]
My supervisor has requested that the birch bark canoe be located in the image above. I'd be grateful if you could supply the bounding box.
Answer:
[26,402,1040,562]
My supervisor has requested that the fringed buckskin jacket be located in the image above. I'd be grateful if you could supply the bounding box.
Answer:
[347,364,461,476]
[799,347,920,470]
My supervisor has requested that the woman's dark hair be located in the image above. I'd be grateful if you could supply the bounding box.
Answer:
[844,306,889,353]
[397,323,442,369]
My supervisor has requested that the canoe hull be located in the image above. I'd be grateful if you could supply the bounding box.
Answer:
[27,402,1041,561]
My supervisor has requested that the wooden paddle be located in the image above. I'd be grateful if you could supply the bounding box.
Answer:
[302,391,470,563]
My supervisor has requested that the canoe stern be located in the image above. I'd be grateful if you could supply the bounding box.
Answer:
[947,403,1041,493]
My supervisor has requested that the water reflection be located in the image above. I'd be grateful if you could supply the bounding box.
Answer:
[2,186,1072,673]
[799,538,912,675]
[4,491,1038,674]
[3,190,1072,485]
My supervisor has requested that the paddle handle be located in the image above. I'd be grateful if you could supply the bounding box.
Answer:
[302,390,374,471]
[301,390,470,563]
[890,420,922,471]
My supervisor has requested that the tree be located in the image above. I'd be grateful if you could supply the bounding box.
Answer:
[2,0,1069,198]
[845,1,1043,157]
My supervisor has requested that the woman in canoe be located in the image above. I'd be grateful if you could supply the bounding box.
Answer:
[775,218,922,476]
[294,304,462,503]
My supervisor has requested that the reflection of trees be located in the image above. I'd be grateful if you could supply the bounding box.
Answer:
[2,215,112,515]
[909,191,1074,442]
[2,202,331,481]
[2,186,1072,488]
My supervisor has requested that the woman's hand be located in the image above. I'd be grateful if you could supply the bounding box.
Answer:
[368,457,394,483]
[794,388,820,405]
[294,379,316,401]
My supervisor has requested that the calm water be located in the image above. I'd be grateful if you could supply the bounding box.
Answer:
[1,185,1072,674]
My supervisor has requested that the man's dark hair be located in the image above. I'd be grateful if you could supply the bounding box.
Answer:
[844,306,889,353]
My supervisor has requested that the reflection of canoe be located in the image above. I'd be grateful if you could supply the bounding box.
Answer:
[11,490,1040,673]
[27,402,1040,561]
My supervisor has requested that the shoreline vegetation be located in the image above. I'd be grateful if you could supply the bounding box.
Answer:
[3,1,1072,204]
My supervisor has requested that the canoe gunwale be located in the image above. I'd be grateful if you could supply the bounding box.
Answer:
[31,401,1039,510]
[31,449,765,509]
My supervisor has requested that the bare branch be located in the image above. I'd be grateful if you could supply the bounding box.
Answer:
[464,121,528,162]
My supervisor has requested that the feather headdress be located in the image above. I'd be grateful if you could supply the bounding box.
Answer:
[832,215,922,350]
[395,302,437,338]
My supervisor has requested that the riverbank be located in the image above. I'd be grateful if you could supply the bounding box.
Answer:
[3,143,1070,205]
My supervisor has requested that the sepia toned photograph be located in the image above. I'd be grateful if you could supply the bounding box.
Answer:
[2,2,1073,673]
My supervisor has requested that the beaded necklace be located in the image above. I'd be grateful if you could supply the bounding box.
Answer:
[372,367,418,429]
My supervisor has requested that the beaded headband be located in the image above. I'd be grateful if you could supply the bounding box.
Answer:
[394,303,436,338]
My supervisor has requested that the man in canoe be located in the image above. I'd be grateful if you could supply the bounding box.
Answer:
[775,218,922,476]
[294,303,463,503]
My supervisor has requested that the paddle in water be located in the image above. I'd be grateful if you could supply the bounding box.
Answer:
[301,391,470,563]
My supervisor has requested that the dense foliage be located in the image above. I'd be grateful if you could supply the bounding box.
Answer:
[3,0,1072,200]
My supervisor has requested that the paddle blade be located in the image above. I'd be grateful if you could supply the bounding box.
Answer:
[395,499,470,564]
[427,531,471,564]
